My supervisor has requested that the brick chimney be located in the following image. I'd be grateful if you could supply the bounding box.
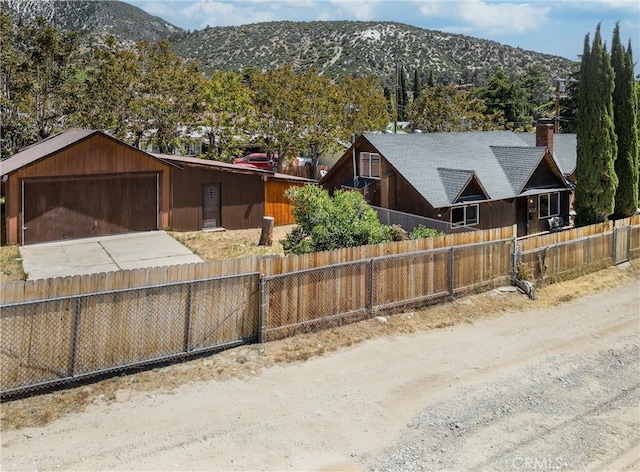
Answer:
[536,123,554,155]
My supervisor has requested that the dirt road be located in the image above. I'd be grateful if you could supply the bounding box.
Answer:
[1,277,639,471]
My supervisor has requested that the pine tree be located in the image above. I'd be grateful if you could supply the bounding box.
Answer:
[574,25,618,226]
[611,23,639,218]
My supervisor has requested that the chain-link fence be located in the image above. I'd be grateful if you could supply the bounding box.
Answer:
[3,223,638,396]
[261,260,373,342]
[1,273,259,397]
[262,240,512,342]
[519,227,631,281]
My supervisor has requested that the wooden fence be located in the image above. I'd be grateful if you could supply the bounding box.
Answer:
[517,215,640,281]
[1,225,515,304]
[1,217,639,396]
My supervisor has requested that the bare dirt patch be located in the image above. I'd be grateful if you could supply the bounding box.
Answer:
[2,259,638,433]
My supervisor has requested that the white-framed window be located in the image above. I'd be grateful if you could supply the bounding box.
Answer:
[452,204,479,226]
[184,142,201,156]
[539,192,560,219]
[359,152,380,178]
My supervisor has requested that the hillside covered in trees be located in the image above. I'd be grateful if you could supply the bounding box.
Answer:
[3,0,575,86]
[173,20,574,86]
[1,7,582,163]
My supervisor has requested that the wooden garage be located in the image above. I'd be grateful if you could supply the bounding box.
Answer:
[1,129,313,245]
[1,129,174,245]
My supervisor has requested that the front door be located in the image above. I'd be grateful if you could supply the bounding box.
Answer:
[202,183,221,229]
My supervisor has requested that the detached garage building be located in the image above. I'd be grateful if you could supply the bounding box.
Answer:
[1,129,173,245]
[1,128,311,245]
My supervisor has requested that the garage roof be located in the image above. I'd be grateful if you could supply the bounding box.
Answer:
[154,153,315,183]
[0,128,177,177]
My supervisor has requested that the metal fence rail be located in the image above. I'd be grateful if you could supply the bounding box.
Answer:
[262,260,373,342]
[1,273,259,396]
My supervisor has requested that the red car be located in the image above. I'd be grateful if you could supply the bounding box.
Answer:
[234,153,278,169]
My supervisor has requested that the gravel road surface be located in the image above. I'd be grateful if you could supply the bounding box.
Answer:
[1,278,638,471]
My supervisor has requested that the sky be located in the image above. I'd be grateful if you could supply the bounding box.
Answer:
[126,0,640,71]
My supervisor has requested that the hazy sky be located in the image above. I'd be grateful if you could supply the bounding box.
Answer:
[126,0,639,70]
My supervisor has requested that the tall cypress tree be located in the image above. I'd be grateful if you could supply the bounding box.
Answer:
[612,23,639,218]
[574,25,618,226]
[413,69,421,101]
[398,65,409,121]
[427,70,435,87]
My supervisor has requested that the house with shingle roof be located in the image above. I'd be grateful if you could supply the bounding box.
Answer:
[320,124,572,237]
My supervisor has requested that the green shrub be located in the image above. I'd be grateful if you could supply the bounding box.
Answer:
[410,225,443,240]
[283,185,392,254]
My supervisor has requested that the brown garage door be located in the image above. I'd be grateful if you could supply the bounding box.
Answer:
[23,174,158,244]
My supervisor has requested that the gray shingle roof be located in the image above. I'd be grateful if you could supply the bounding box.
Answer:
[492,145,547,194]
[364,131,562,208]
[437,168,475,203]
[519,132,576,175]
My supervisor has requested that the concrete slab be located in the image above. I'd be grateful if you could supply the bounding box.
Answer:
[19,231,203,280]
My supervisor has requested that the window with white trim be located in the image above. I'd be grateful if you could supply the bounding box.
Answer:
[539,192,560,218]
[359,152,380,178]
[452,204,479,226]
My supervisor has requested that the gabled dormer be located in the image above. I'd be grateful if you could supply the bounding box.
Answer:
[437,168,490,205]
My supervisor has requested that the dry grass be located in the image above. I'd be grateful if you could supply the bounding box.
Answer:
[0,245,26,283]
[168,225,294,260]
[2,258,638,432]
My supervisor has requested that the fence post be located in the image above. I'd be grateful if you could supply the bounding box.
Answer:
[627,224,632,262]
[511,238,520,283]
[368,259,375,316]
[449,247,455,298]
[183,282,193,353]
[68,296,82,377]
[612,227,618,263]
[259,276,266,343]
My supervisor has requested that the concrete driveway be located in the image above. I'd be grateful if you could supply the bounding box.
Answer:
[19,231,203,280]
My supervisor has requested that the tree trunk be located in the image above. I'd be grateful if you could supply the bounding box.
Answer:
[259,216,275,246]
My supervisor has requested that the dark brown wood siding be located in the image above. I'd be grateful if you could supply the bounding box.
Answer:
[171,166,265,231]
[23,174,157,244]
[322,157,356,195]
[4,134,171,245]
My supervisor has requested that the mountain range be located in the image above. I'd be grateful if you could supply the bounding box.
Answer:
[3,0,576,84]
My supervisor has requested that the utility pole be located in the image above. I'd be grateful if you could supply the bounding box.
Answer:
[554,78,565,133]
[554,77,577,133]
